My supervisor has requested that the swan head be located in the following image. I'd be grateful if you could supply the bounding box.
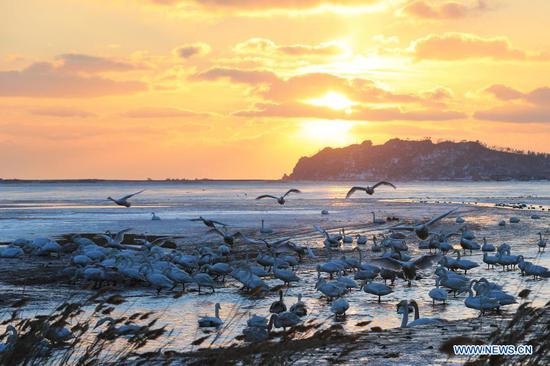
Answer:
[396,300,413,314]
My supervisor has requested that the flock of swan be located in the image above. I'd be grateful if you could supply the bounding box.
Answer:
[1,181,549,350]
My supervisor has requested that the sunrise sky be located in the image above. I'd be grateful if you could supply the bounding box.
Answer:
[2,0,550,179]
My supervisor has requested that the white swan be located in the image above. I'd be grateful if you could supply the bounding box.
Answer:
[0,326,17,354]
[345,181,396,198]
[315,278,346,300]
[370,212,386,225]
[331,298,350,319]
[341,229,353,243]
[107,190,144,207]
[391,208,458,240]
[256,189,301,205]
[363,280,393,303]
[289,294,307,317]
[429,278,448,305]
[464,280,500,315]
[270,290,287,314]
[373,254,441,286]
[397,300,446,327]
[538,232,547,252]
[356,234,368,245]
[198,303,223,327]
[151,212,161,221]
[268,312,301,332]
[481,237,495,252]
[189,216,227,228]
[483,252,499,269]
[260,219,273,234]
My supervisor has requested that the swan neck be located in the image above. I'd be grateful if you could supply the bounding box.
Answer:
[411,301,420,320]
[400,301,409,328]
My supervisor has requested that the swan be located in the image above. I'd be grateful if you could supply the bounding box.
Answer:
[230,267,268,292]
[314,226,342,248]
[107,190,144,207]
[397,300,446,327]
[36,239,62,257]
[371,235,382,252]
[354,268,379,282]
[481,237,495,252]
[483,252,499,269]
[475,279,516,305]
[192,272,217,293]
[380,268,398,285]
[163,266,193,290]
[341,229,353,243]
[247,314,268,328]
[518,257,549,279]
[96,228,132,249]
[189,216,227,228]
[509,217,520,223]
[435,267,468,296]
[429,278,448,305]
[0,245,24,258]
[198,303,223,327]
[538,232,547,252]
[461,226,476,240]
[95,317,142,337]
[243,325,268,342]
[204,262,232,282]
[460,237,481,255]
[363,280,393,302]
[498,220,506,227]
[464,280,500,314]
[0,326,17,354]
[373,254,441,286]
[391,208,458,240]
[371,212,386,225]
[356,234,368,245]
[496,251,519,271]
[72,254,93,266]
[315,278,346,300]
[321,209,329,215]
[345,181,396,198]
[139,264,174,295]
[260,219,273,234]
[45,326,73,344]
[268,312,301,332]
[337,274,359,291]
[151,212,161,221]
[270,290,287,314]
[256,189,301,205]
[273,262,300,286]
[210,227,242,247]
[456,216,465,224]
[289,294,307,317]
[453,250,479,274]
[331,298,349,319]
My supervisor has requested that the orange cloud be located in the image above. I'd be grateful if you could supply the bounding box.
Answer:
[121,107,209,118]
[56,54,141,73]
[484,84,550,105]
[235,101,465,121]
[173,43,211,59]
[234,38,345,57]
[400,0,487,19]
[0,60,147,98]
[410,33,547,61]
[28,106,96,118]
[150,0,377,11]
[474,106,550,123]
[189,67,279,84]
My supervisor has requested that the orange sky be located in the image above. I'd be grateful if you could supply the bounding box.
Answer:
[2,0,550,179]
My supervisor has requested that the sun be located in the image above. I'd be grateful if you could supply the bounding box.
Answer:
[306,92,355,112]
[298,120,356,146]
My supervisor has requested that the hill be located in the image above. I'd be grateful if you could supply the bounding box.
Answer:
[283,139,550,181]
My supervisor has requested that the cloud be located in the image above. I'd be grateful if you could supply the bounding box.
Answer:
[234,101,465,121]
[121,107,208,118]
[29,106,96,118]
[150,0,377,12]
[399,0,487,19]
[474,106,550,123]
[57,54,140,73]
[483,84,550,105]
[189,67,279,84]
[234,38,345,57]
[173,43,211,59]
[409,33,547,61]
[0,61,147,98]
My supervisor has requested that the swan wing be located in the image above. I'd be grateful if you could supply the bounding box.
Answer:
[426,208,458,227]
[115,228,132,242]
[369,257,402,271]
[345,186,367,199]
[413,254,442,270]
[256,195,279,201]
[121,190,145,200]
[283,189,301,198]
[372,181,396,190]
